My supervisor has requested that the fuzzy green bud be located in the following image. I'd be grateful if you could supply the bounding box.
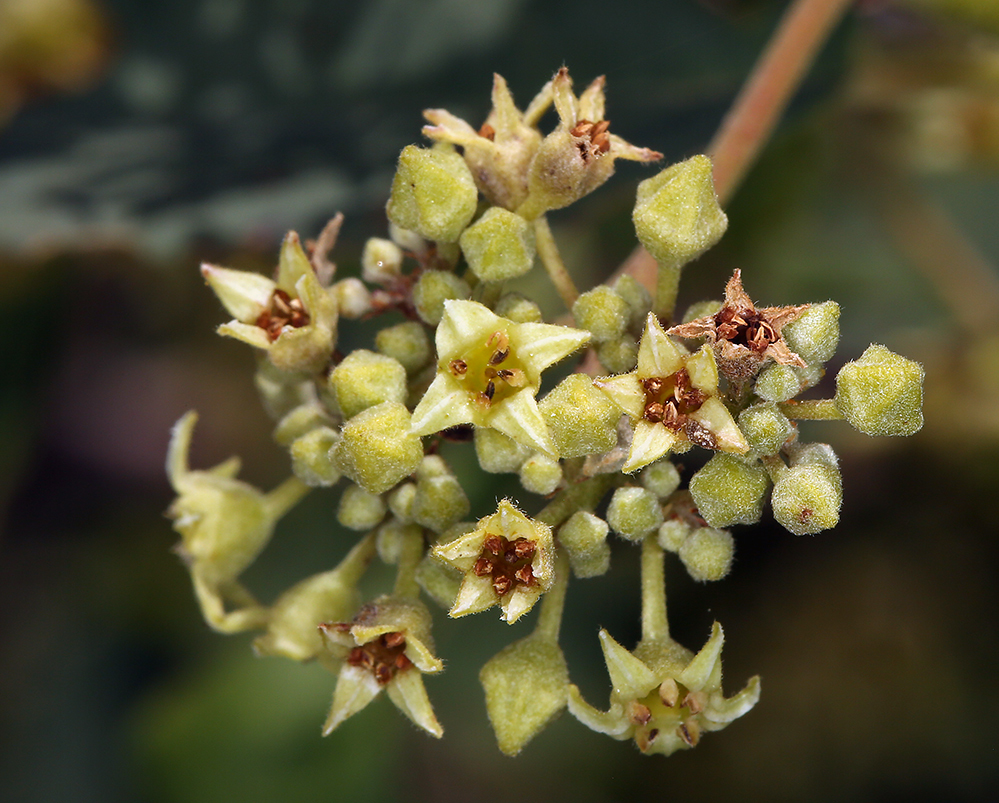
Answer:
[572,286,630,343]
[273,402,332,447]
[754,362,823,403]
[519,453,563,495]
[459,207,536,282]
[329,350,407,420]
[689,453,770,528]
[682,299,723,324]
[411,473,470,533]
[641,460,681,500]
[475,427,530,474]
[612,274,653,332]
[480,634,569,756]
[375,519,422,564]
[289,426,341,487]
[606,486,664,542]
[387,482,417,523]
[538,374,620,458]
[632,155,728,267]
[361,237,404,285]
[771,461,842,536]
[386,145,478,242]
[657,519,691,552]
[678,527,734,582]
[835,344,924,436]
[783,301,840,365]
[596,337,639,373]
[332,402,424,494]
[494,292,543,323]
[375,321,432,375]
[412,270,472,325]
[331,277,372,319]
[558,511,611,578]
[738,403,795,455]
[337,484,388,531]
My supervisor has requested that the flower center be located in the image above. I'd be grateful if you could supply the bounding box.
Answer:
[472,533,538,597]
[641,369,707,429]
[570,119,611,162]
[256,289,310,342]
[630,679,707,751]
[448,330,528,407]
[713,306,777,354]
[347,631,413,686]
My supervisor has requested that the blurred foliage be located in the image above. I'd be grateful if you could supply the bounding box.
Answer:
[2,1,999,802]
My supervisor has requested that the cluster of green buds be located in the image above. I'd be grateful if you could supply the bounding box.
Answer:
[166,68,924,757]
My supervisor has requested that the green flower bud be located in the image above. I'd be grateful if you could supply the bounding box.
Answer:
[572,286,630,343]
[595,336,639,373]
[415,551,463,609]
[783,301,840,365]
[411,471,471,533]
[459,207,536,282]
[606,486,664,542]
[771,461,842,536]
[641,460,681,500]
[289,426,341,487]
[480,634,569,756]
[388,221,426,254]
[657,519,691,552]
[632,155,728,267]
[386,145,478,242]
[361,237,404,285]
[538,374,620,458]
[494,292,544,323]
[689,453,770,528]
[835,344,924,436]
[375,321,432,375]
[519,453,563,495]
[412,270,472,325]
[738,403,795,456]
[612,274,653,332]
[273,402,332,447]
[682,299,723,324]
[754,362,823,403]
[332,402,424,494]
[328,350,407,420]
[558,511,611,578]
[376,519,423,564]
[331,277,373,319]
[475,427,530,473]
[678,527,734,582]
[337,484,388,531]
[387,482,417,523]
[254,360,312,421]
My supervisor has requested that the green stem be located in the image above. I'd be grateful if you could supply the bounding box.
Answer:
[778,398,843,421]
[653,260,683,323]
[334,532,378,587]
[533,549,569,643]
[640,536,669,643]
[393,527,425,599]
[537,474,619,529]
[534,215,580,312]
[761,454,787,484]
[264,476,311,520]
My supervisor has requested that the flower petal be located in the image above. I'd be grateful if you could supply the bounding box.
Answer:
[685,345,719,393]
[703,675,761,725]
[486,388,556,457]
[567,684,632,739]
[689,398,748,454]
[410,374,476,437]
[201,263,275,322]
[386,668,443,737]
[277,231,312,294]
[678,621,724,692]
[322,663,382,735]
[594,373,645,420]
[449,573,499,618]
[500,584,543,623]
[598,629,659,701]
[217,320,273,350]
[508,321,590,377]
[637,314,685,378]
[437,299,503,358]
[623,420,678,474]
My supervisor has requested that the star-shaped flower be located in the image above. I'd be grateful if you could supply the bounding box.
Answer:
[410,299,591,457]
[319,595,444,738]
[433,499,555,624]
[595,313,748,473]
[202,231,338,373]
[567,622,760,756]
[668,269,809,385]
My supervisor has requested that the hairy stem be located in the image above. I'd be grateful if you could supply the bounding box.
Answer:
[534,549,570,643]
[534,215,580,311]
[778,398,843,420]
[393,527,425,599]
[640,536,669,643]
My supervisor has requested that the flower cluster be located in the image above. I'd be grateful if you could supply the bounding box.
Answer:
[165,69,924,757]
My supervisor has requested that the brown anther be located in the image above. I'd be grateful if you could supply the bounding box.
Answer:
[511,539,536,560]
[628,701,652,726]
[478,123,496,141]
[373,663,392,685]
[483,381,496,401]
[272,290,293,315]
[473,557,495,577]
[255,288,311,341]
[677,718,702,747]
[513,565,536,586]
[382,632,406,649]
[492,574,513,596]
[644,402,665,423]
[489,347,510,365]
[682,691,706,715]
[348,647,366,666]
[661,400,683,430]
[647,728,659,743]
[571,120,595,138]
[449,358,468,376]
[483,535,504,555]
[684,420,718,450]
[394,653,413,671]
[659,678,680,708]
[487,331,509,351]
[642,377,666,396]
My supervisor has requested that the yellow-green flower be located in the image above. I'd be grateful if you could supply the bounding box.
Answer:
[595,313,748,473]
[433,499,555,624]
[410,300,590,457]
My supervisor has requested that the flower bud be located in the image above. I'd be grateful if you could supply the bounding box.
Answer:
[682,299,723,324]
[411,469,470,534]
[783,301,840,365]
[412,270,472,325]
[387,482,417,522]
[361,237,404,285]
[738,403,795,456]
[771,462,842,536]
[375,518,422,564]
[678,527,734,582]
[474,427,530,473]
[386,145,478,242]
[835,344,924,436]
[595,337,639,373]
[375,321,432,375]
[572,286,630,342]
[480,634,569,756]
[494,292,543,323]
[328,350,407,420]
[640,460,681,500]
[754,361,823,403]
[657,519,691,552]
[254,361,312,421]
[612,274,652,332]
[415,551,464,609]
[337,484,388,531]
[289,426,341,487]
[606,486,664,542]
[519,453,563,495]
[459,207,536,282]
[558,511,611,578]
[332,402,424,494]
[331,277,373,319]
[538,374,620,458]
[689,453,770,528]
[632,155,727,267]
[273,402,333,447]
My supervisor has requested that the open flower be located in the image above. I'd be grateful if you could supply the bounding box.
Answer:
[668,269,808,385]
[411,299,590,457]
[433,499,555,624]
[319,595,444,738]
[202,231,338,373]
[595,312,748,473]
[568,623,760,756]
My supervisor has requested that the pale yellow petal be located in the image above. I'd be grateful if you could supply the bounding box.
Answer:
[500,584,543,623]
[678,621,724,692]
[508,321,590,377]
[449,573,498,618]
[623,420,678,474]
[685,345,719,393]
[486,388,556,457]
[386,668,443,737]
[410,374,476,436]
[690,398,748,454]
[322,664,382,735]
[217,320,273,350]
[566,684,632,739]
[201,263,275,322]
[593,373,645,420]
[637,313,685,378]
[598,629,659,701]
[436,299,503,358]
[277,231,312,294]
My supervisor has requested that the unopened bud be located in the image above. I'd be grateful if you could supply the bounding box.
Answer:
[412,270,472,325]
[289,426,341,487]
[689,453,769,528]
[459,207,536,282]
[771,461,842,536]
[494,292,543,323]
[572,286,630,343]
[738,403,795,456]
[475,427,530,474]
[640,460,681,500]
[332,402,424,494]
[329,350,407,420]
[558,511,611,578]
[606,486,664,542]
[386,145,478,242]
[678,527,734,582]
[337,484,388,531]
[519,453,563,495]
[538,374,620,458]
[783,301,840,365]
[361,237,404,285]
[835,344,924,436]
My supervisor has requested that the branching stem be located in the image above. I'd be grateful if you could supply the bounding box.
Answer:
[535,215,580,311]
[640,536,669,643]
